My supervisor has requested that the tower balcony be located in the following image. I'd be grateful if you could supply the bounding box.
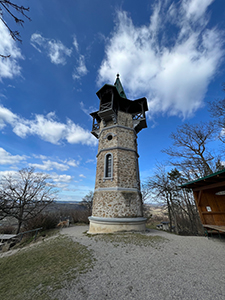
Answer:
[97,107,117,126]
[90,111,101,138]
[132,111,147,134]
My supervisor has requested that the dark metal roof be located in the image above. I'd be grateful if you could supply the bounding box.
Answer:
[96,84,148,114]
[181,169,225,189]
[114,74,127,99]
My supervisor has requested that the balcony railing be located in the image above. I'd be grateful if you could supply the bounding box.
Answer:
[100,102,112,111]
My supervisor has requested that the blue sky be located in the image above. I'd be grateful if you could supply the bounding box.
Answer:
[0,0,225,202]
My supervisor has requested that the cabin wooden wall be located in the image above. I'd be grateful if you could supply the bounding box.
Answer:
[193,190,225,226]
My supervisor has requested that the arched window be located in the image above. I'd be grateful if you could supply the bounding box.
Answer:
[105,153,113,178]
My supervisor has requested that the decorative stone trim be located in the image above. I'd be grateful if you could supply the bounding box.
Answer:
[88,216,147,234]
[99,124,137,139]
[95,187,141,192]
[89,216,147,223]
[97,147,139,158]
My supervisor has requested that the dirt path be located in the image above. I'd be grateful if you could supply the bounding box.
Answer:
[53,226,225,300]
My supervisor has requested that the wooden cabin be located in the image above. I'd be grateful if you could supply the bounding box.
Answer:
[181,169,225,234]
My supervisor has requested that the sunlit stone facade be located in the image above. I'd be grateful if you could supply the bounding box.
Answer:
[88,75,148,233]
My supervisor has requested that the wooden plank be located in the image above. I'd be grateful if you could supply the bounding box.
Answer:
[193,191,205,224]
[0,234,17,240]
[202,211,225,214]
[198,190,202,205]
[203,225,225,233]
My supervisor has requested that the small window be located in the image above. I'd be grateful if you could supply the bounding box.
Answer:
[107,135,113,141]
[105,153,112,178]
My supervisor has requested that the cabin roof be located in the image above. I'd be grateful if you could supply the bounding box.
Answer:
[181,169,225,190]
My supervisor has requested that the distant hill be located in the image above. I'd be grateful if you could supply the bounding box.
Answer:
[43,201,86,213]
[56,200,81,204]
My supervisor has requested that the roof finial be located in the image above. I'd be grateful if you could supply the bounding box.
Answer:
[117,73,120,78]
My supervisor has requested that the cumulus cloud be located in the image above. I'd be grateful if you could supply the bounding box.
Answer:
[0,22,24,80]
[50,173,73,191]
[182,0,214,22]
[65,119,96,145]
[73,36,79,52]
[29,160,69,171]
[0,105,17,129]
[66,159,79,167]
[79,174,86,178]
[0,170,18,179]
[98,0,224,118]
[72,36,88,80]
[0,148,26,165]
[0,105,97,146]
[30,33,72,65]
[30,34,88,79]
[72,55,88,79]
[80,101,97,117]
[29,157,80,171]
[51,173,72,183]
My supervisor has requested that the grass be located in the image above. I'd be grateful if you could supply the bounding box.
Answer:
[87,232,167,248]
[13,228,60,249]
[0,235,95,300]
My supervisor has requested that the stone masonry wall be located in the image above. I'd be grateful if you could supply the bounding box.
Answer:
[95,149,138,189]
[92,190,143,218]
[92,110,143,218]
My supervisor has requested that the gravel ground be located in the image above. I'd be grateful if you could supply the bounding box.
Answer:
[53,226,225,300]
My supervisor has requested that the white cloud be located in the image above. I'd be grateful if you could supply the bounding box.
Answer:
[0,148,26,165]
[86,159,96,164]
[30,33,72,65]
[66,159,78,167]
[0,22,24,80]
[0,170,18,179]
[33,154,48,160]
[50,173,72,183]
[80,101,97,117]
[0,105,97,146]
[72,55,88,79]
[31,156,79,170]
[182,0,214,22]
[29,160,69,171]
[73,36,79,52]
[72,36,88,80]
[30,33,88,79]
[66,119,97,146]
[0,105,17,129]
[79,174,86,178]
[98,0,224,118]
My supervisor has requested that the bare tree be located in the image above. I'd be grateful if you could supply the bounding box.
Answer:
[81,191,93,213]
[208,83,225,144]
[141,183,152,220]
[147,165,202,235]
[0,0,30,57]
[0,167,57,233]
[162,122,219,179]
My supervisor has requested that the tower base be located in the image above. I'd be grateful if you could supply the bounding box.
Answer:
[88,216,147,234]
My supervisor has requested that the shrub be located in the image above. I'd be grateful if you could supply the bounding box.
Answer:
[71,209,90,224]
[24,213,59,232]
[0,225,15,234]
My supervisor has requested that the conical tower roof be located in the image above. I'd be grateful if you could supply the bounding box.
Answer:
[114,74,127,99]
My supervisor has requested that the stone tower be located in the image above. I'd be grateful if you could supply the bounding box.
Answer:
[88,75,148,233]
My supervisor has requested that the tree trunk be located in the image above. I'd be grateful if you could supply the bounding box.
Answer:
[16,220,23,234]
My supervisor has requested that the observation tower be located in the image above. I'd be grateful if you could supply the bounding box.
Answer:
[88,74,148,233]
